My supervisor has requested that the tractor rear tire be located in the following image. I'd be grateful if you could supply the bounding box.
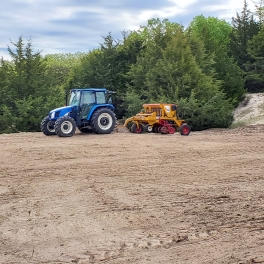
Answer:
[55,116,76,137]
[41,116,56,136]
[130,123,144,134]
[180,123,191,136]
[91,108,116,134]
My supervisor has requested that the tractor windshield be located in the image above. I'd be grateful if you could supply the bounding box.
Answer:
[69,91,81,106]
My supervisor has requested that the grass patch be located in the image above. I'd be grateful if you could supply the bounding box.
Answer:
[231,115,264,128]
[236,108,252,118]
[230,121,246,129]
[247,114,264,124]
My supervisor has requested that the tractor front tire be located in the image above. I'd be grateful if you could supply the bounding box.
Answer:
[180,123,191,136]
[55,116,76,137]
[91,108,116,134]
[41,116,56,136]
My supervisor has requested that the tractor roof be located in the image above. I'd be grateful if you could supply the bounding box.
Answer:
[70,88,116,94]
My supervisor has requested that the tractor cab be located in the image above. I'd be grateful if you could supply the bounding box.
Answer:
[68,89,114,120]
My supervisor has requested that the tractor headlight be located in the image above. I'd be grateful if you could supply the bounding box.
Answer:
[51,112,55,119]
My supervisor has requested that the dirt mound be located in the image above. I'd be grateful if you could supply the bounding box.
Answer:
[233,93,264,126]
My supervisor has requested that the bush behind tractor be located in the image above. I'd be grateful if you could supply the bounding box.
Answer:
[124,103,191,135]
[41,88,117,137]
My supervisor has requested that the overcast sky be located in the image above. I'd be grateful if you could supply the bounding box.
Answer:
[0,0,256,60]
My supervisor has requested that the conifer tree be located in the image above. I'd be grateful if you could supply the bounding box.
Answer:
[253,0,264,24]
[229,0,260,72]
[247,27,264,91]
[188,15,245,104]
[0,36,63,133]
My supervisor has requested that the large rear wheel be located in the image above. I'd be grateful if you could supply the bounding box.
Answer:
[41,116,56,136]
[55,116,76,137]
[91,108,116,134]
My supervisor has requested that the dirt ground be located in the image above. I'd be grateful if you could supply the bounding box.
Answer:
[0,126,264,264]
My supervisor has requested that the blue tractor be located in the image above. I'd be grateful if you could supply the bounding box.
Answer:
[41,88,117,137]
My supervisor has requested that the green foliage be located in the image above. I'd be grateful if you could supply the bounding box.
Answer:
[188,15,232,53]
[229,1,260,70]
[122,19,234,130]
[121,90,145,117]
[0,36,64,133]
[229,1,261,92]
[254,0,264,24]
[177,91,234,130]
[247,27,264,91]
[45,52,86,86]
[188,15,245,104]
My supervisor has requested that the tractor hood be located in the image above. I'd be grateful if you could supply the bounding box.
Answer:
[49,106,73,120]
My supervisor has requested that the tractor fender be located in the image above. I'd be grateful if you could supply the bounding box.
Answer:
[86,104,115,121]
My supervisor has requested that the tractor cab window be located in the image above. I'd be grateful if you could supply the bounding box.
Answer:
[96,92,106,104]
[105,93,113,104]
[69,91,81,106]
[80,91,95,119]
[81,91,95,105]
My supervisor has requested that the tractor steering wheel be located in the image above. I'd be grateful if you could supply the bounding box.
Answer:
[80,103,89,109]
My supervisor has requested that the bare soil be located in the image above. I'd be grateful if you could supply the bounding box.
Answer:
[1,126,264,264]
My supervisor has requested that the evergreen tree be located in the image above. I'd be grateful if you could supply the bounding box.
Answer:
[247,27,264,91]
[0,36,63,133]
[45,52,86,86]
[188,15,245,104]
[125,19,234,130]
[229,0,260,71]
[253,0,264,24]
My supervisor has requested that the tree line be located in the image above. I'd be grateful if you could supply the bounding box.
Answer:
[1,0,264,133]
